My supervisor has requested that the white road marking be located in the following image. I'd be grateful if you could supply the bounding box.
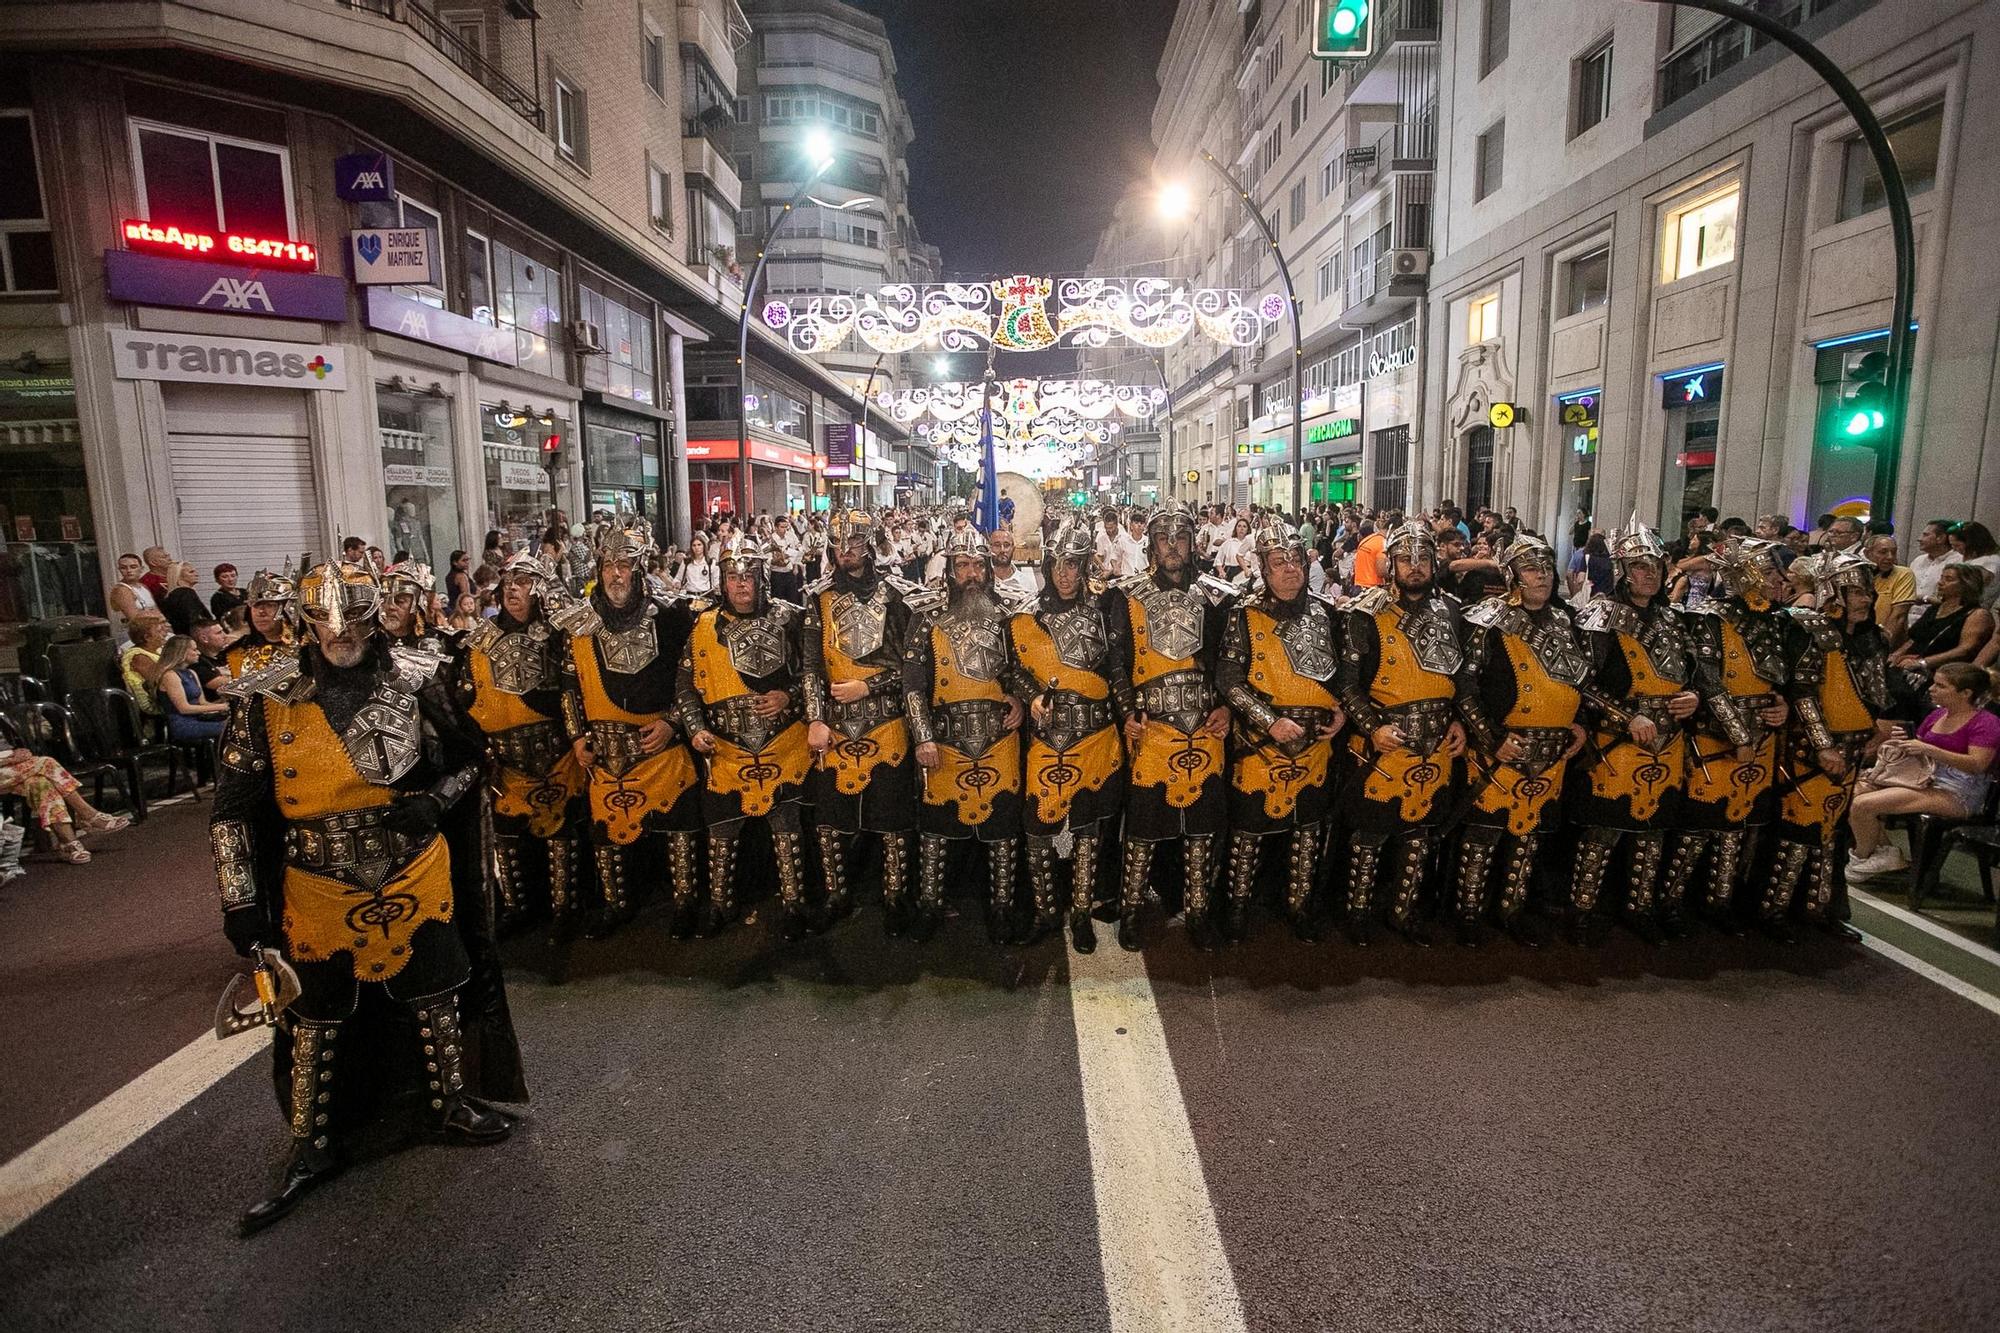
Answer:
[1852,886,2000,968]
[0,1028,266,1240]
[1859,933,2000,1019]
[1068,941,1248,1333]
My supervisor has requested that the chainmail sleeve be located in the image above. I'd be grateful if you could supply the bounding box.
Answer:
[1688,616,1754,747]
[674,618,713,740]
[211,697,276,923]
[1454,619,1502,755]
[902,608,937,746]
[1101,589,1138,717]
[801,590,831,724]
[1336,609,1387,735]
[1218,607,1276,733]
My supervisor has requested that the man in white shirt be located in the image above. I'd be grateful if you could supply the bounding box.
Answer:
[1908,519,1955,603]
[1117,513,1149,578]
[988,528,1040,600]
[1095,509,1126,577]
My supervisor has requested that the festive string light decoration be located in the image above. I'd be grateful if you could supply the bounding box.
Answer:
[878,377,1167,448]
[762,275,1284,355]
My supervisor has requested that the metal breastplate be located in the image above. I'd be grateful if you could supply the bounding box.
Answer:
[598,615,659,675]
[1723,604,1789,685]
[830,582,890,660]
[1273,604,1337,683]
[1044,602,1108,671]
[343,683,423,785]
[720,608,789,680]
[937,602,1008,683]
[486,624,554,695]
[1635,608,1693,685]
[1846,644,1890,716]
[1521,610,1590,688]
[1134,582,1205,663]
[1397,598,1463,675]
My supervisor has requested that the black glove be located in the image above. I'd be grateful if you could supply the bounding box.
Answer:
[382,792,444,838]
[222,906,265,959]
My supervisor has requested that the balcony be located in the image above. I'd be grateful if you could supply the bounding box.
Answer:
[1344,0,1441,105]
[1658,0,1849,109]
[340,0,542,130]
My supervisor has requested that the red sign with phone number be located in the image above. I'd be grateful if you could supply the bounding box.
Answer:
[121,220,318,270]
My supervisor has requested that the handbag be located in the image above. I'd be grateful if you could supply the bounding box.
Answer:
[1862,739,1937,791]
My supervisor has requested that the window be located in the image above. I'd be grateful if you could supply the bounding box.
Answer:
[1319,149,1343,201]
[1290,88,1307,134]
[130,119,294,237]
[1371,425,1411,511]
[1317,254,1336,301]
[0,112,55,293]
[1289,179,1307,227]
[440,9,484,73]
[490,237,563,378]
[464,229,494,325]
[642,22,665,99]
[1559,246,1610,316]
[1573,40,1613,138]
[555,76,587,165]
[1839,103,1942,222]
[1468,292,1500,343]
[1321,57,1339,95]
[580,282,658,406]
[1663,186,1738,282]
[647,160,672,232]
[396,195,445,308]
[1482,0,1511,76]
[1475,121,1505,201]
[735,97,752,123]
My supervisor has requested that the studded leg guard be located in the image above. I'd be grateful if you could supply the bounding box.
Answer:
[286,1019,340,1150]
[493,835,529,922]
[1226,831,1261,922]
[1660,832,1708,918]
[1804,845,1839,922]
[1625,834,1665,918]
[593,841,632,919]
[1707,830,1746,915]
[918,834,950,911]
[1761,841,1812,921]
[987,839,1019,918]
[1027,836,1063,935]
[706,832,738,925]
[816,827,849,911]
[412,994,468,1118]
[1454,831,1502,924]
[1119,841,1154,951]
[1183,835,1216,923]
[545,834,578,924]
[1570,830,1619,915]
[1072,832,1103,919]
[1288,824,1322,922]
[880,832,911,910]
[1346,835,1385,918]
[773,829,809,931]
[1386,831,1431,929]
[664,830,700,914]
[1497,832,1542,921]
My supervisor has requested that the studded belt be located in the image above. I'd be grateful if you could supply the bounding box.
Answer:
[829,689,904,741]
[710,694,801,754]
[588,721,650,777]
[1730,691,1780,741]
[488,719,567,776]
[284,808,421,876]
[937,699,1013,758]
[1137,671,1214,735]
[1038,693,1116,753]
[1500,725,1574,776]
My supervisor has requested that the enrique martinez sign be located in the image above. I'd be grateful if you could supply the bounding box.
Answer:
[103,250,349,321]
[111,332,349,390]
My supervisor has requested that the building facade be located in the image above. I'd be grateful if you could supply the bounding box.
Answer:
[0,0,907,645]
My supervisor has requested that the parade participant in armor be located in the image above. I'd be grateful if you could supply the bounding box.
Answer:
[1672,536,1792,929]
[1450,536,1591,946]
[1103,502,1233,951]
[554,521,702,936]
[1566,519,1705,942]
[1216,520,1345,943]
[677,534,814,939]
[380,561,448,661]
[1334,521,1470,946]
[226,569,297,677]
[460,554,584,937]
[1761,551,1883,940]
[1008,515,1128,951]
[803,510,923,932]
[904,525,1026,942]
[212,559,514,1234]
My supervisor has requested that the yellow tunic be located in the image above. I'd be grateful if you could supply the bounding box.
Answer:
[921,619,1021,826]
[1586,633,1688,823]
[1780,647,1873,837]
[267,697,453,983]
[466,648,583,838]
[1470,632,1582,837]
[1012,613,1122,828]
[688,611,810,818]
[1689,620,1778,822]
[570,635,699,844]
[814,588,910,794]
[1232,607,1335,821]
[1128,595,1224,808]
[1349,608,1458,822]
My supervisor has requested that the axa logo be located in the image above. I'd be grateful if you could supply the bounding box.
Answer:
[349,170,386,192]
[198,277,274,312]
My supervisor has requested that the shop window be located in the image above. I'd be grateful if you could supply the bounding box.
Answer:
[1557,389,1601,544]
[482,404,559,556]
[1370,425,1410,512]
[1572,39,1613,139]
[1662,400,1720,535]
[1662,186,1737,282]
[130,118,294,238]
[1807,336,1889,519]
[490,237,563,379]
[579,282,658,406]
[1559,246,1610,316]
[1839,104,1942,223]
[396,195,445,309]
[1467,292,1501,344]
[377,385,461,571]
[0,112,56,294]
[1463,427,1495,514]
[0,361,98,621]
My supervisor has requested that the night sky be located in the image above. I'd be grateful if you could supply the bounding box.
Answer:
[850,0,1179,280]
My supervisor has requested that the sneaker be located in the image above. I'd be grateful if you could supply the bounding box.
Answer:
[1847,847,1900,879]
[1874,844,1910,874]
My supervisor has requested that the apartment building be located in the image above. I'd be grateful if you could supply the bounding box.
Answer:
[1151,0,1439,514]
[0,0,907,631]
[1427,0,2000,543]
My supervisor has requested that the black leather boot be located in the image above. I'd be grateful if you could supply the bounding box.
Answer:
[1118,841,1152,952]
[240,1019,342,1236]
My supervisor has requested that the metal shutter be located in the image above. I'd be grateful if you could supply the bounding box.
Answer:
[164,383,324,589]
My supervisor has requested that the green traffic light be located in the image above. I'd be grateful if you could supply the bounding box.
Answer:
[1332,8,1359,36]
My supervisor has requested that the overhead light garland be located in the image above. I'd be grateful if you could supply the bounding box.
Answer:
[878,377,1167,448]
[762,275,1286,355]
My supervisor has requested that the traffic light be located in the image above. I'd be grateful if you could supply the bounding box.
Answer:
[1313,0,1374,60]
[1837,351,1890,446]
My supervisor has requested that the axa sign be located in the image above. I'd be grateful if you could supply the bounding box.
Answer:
[103,250,348,322]
[198,277,274,313]
[334,151,395,202]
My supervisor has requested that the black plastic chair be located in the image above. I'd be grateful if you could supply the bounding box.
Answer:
[4,701,135,817]
[1904,777,2000,912]
[0,711,31,832]
[16,675,48,702]
[71,688,181,820]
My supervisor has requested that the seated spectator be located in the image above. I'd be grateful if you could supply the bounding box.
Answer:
[1909,519,1956,603]
[0,744,130,864]
[1848,663,2000,878]
[140,545,173,604]
[119,613,170,715]
[1891,564,1990,680]
[156,635,229,743]
[190,618,233,693]
[107,552,159,634]
[1949,522,2000,606]
[209,564,248,622]
[1864,533,1919,642]
[160,561,208,635]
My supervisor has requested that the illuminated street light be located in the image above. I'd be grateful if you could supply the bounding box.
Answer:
[1156,181,1193,221]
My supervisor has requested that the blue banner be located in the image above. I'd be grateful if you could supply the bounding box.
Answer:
[976,391,1000,532]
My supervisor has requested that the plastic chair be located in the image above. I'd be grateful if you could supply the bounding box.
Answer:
[72,688,182,820]
[4,701,135,817]
[1904,778,2000,912]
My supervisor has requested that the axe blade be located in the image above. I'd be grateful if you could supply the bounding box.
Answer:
[212,952,302,1040]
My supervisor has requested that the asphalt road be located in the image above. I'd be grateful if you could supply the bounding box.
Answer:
[3,809,1998,1332]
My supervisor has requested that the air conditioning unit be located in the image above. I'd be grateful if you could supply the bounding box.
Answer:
[570,320,605,353]
[1390,248,1431,279]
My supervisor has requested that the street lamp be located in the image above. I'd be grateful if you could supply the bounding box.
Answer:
[736,126,837,519]
[1158,153,1306,519]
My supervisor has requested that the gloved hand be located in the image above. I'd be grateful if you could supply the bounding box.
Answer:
[223,906,265,959]
[382,792,444,838]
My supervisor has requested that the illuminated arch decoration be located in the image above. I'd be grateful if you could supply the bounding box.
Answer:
[878,377,1167,448]
[761,275,1285,355]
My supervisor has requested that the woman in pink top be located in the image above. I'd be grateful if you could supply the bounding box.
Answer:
[1847,662,2000,878]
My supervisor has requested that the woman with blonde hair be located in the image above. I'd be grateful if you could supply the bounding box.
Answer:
[160,561,209,636]
[156,635,230,742]
[119,612,171,715]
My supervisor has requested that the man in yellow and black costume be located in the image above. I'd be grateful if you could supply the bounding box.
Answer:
[1103,503,1235,952]
[677,533,815,940]
[802,510,925,934]
[1216,519,1344,944]
[212,558,518,1234]
[1334,520,1470,947]
[460,553,584,938]
[1450,535,1590,947]
[1006,514,1128,952]
[225,567,297,678]
[553,520,703,937]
